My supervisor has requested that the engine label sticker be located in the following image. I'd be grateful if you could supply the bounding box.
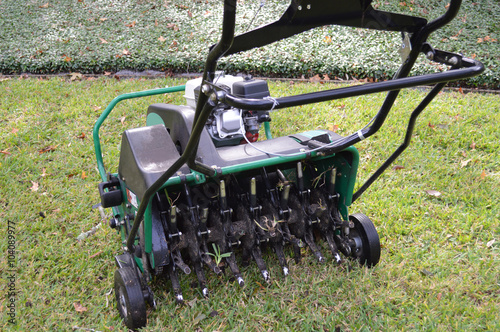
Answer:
[126,188,138,208]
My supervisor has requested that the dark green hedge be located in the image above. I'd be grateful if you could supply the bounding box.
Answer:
[0,0,498,88]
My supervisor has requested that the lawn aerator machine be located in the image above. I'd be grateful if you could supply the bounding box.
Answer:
[93,0,483,329]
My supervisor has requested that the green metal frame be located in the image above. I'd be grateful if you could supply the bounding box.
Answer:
[93,85,186,182]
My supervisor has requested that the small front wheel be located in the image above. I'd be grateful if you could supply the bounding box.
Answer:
[114,267,147,330]
[349,213,381,267]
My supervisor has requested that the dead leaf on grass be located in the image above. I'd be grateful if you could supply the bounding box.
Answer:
[73,302,88,313]
[392,165,404,171]
[70,73,83,81]
[158,36,166,42]
[30,181,39,192]
[426,190,441,197]
[99,37,108,44]
[460,159,472,168]
[77,132,86,139]
[90,251,103,259]
[39,146,57,154]
[122,49,130,55]
[328,124,339,132]
[39,3,49,8]
[120,116,126,125]
[309,74,321,83]
[81,171,87,179]
[125,21,136,28]
[1,150,11,155]
[480,170,487,180]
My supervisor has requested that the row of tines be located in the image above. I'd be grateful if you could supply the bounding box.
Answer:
[155,162,351,303]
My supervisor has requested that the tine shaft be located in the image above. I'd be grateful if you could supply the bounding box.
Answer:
[167,263,183,304]
[281,222,302,264]
[226,253,245,286]
[193,261,209,297]
[325,231,342,264]
[172,251,191,275]
[272,241,289,276]
[252,246,270,282]
[201,250,221,274]
[304,229,325,263]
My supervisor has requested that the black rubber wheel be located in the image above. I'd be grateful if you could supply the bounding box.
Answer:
[349,213,381,267]
[114,267,147,330]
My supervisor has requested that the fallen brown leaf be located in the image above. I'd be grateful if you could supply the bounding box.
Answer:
[158,36,166,42]
[90,251,103,259]
[39,146,57,154]
[122,49,130,55]
[1,150,11,155]
[460,159,472,168]
[426,190,442,197]
[328,124,339,132]
[125,21,136,28]
[470,142,476,150]
[480,170,486,180]
[99,37,108,44]
[166,23,179,31]
[73,302,88,313]
[11,128,19,134]
[120,116,126,125]
[392,165,405,171]
[309,74,321,83]
[30,181,39,192]
[81,171,87,179]
[39,3,49,8]
[70,73,83,81]
[77,133,86,139]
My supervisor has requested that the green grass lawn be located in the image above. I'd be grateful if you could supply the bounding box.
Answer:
[0,77,499,331]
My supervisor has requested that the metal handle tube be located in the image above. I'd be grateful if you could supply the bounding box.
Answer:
[223,59,482,111]
[352,80,448,202]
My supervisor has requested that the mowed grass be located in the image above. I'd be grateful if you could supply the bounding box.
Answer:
[0,77,499,331]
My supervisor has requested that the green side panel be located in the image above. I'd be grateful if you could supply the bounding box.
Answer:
[335,146,359,220]
[144,200,154,269]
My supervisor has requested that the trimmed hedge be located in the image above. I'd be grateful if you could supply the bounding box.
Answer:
[0,0,498,88]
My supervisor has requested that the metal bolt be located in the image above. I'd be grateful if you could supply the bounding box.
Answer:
[426,51,434,60]
[449,56,459,65]
[201,84,210,94]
